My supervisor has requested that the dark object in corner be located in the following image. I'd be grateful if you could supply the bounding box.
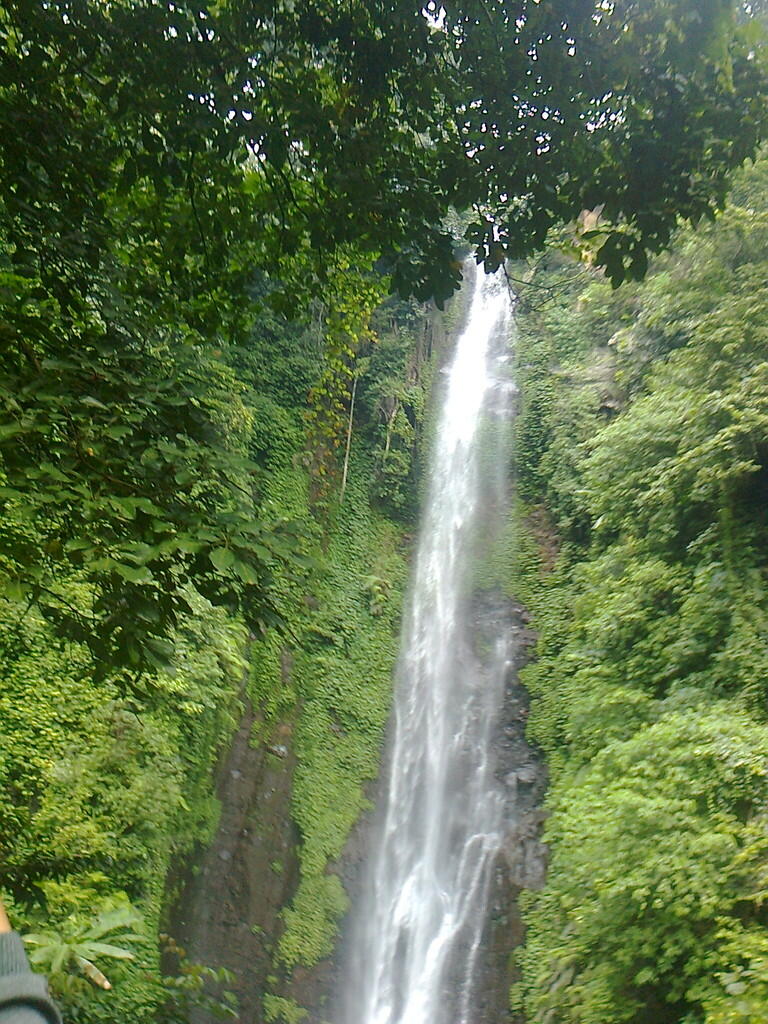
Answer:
[0,933,62,1024]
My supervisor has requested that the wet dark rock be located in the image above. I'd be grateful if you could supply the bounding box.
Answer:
[504,764,538,788]
[468,588,547,1024]
[165,697,301,1024]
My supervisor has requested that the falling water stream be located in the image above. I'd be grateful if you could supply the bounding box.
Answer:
[343,266,516,1024]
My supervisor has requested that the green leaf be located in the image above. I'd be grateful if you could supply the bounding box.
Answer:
[113,564,153,584]
[210,547,235,571]
[80,396,109,410]
[79,942,136,961]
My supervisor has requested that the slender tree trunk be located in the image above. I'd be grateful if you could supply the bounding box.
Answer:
[340,374,358,502]
[384,400,399,455]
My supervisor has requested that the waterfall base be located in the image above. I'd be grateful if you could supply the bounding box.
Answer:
[289,592,547,1024]
[472,589,547,1024]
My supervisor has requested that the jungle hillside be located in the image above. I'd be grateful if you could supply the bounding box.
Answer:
[2,2,768,1024]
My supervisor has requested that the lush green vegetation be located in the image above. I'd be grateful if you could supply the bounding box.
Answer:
[243,297,436,1011]
[276,476,408,973]
[0,591,246,1020]
[0,263,435,1021]
[512,156,768,1024]
[3,1,768,1021]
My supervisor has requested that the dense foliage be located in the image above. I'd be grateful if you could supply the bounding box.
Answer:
[0,245,436,1022]
[0,590,246,1020]
[2,0,767,668]
[3,0,768,1021]
[512,156,768,1024]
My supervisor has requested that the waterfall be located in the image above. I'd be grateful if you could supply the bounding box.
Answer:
[343,265,516,1024]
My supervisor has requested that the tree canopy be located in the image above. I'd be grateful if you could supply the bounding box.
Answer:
[3,0,766,301]
[1,0,766,669]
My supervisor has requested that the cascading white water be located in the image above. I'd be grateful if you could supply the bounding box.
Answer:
[343,266,515,1024]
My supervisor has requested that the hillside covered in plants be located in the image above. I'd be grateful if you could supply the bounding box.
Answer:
[511,155,768,1024]
[0,261,444,1021]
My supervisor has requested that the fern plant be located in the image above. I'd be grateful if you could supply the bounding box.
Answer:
[23,902,144,994]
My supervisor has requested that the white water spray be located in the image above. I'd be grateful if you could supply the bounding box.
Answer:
[344,266,515,1024]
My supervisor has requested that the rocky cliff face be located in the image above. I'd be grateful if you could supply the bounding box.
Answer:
[168,594,546,1024]
[167,698,301,1024]
[477,590,547,1024]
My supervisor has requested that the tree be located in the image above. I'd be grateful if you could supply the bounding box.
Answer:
[1,0,766,669]
[2,1,766,301]
[516,710,768,1024]
[512,151,768,1024]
